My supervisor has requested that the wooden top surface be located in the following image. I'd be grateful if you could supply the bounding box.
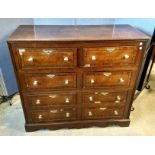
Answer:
[7,25,150,42]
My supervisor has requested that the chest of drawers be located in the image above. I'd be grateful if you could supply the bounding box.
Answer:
[7,25,150,131]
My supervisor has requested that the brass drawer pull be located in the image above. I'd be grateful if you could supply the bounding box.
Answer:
[99,107,106,111]
[33,80,38,86]
[64,56,69,62]
[36,99,40,105]
[91,79,95,84]
[43,49,53,55]
[50,110,58,113]
[19,48,26,55]
[103,72,112,77]
[46,74,55,78]
[101,92,108,96]
[119,78,125,83]
[27,56,33,62]
[106,47,116,53]
[94,101,101,104]
[66,112,70,118]
[114,110,118,115]
[123,54,129,59]
[91,55,96,61]
[116,96,121,100]
[65,98,70,103]
[38,114,42,119]
[64,79,69,85]
[89,96,93,101]
[139,42,143,46]
[139,47,143,50]
[88,111,93,116]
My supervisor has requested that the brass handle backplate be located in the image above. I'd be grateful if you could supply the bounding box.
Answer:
[50,110,58,113]
[43,49,53,55]
[106,47,116,53]
[115,100,120,103]
[94,101,101,104]
[46,74,55,78]
[19,48,26,55]
[101,92,109,96]
[103,72,112,77]
[99,107,107,111]
[49,94,57,98]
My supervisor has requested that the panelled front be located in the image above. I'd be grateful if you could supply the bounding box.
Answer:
[13,42,142,124]
[17,48,77,68]
[83,46,138,67]
[83,106,124,120]
[82,90,128,106]
[31,107,77,123]
[22,72,77,90]
[25,92,77,108]
[83,71,132,88]
[81,90,129,120]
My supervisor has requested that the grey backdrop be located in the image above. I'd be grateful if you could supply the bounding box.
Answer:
[0,19,33,95]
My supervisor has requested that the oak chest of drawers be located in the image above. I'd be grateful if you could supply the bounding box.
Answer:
[7,25,150,131]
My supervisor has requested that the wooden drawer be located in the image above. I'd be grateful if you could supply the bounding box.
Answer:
[83,71,132,88]
[26,92,77,108]
[24,73,76,90]
[17,48,77,68]
[83,46,138,66]
[83,106,124,120]
[83,91,127,106]
[31,107,77,123]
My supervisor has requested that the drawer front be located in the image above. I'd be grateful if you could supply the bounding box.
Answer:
[83,46,138,66]
[18,48,77,68]
[31,107,77,123]
[24,73,76,89]
[83,71,132,88]
[83,91,127,106]
[27,92,77,108]
[83,107,124,119]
